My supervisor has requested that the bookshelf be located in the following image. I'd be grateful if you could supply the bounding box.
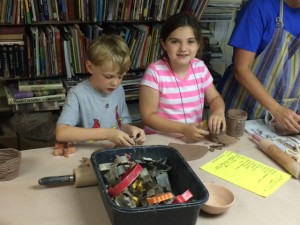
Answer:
[0,0,211,113]
[0,0,249,149]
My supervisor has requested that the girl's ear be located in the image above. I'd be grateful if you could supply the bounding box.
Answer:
[85,60,94,74]
[160,39,166,50]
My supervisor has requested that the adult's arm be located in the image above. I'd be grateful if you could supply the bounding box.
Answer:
[234,48,300,132]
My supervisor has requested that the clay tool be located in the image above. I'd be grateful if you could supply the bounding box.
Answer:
[38,163,97,188]
[251,134,300,180]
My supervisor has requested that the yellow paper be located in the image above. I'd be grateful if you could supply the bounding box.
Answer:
[200,151,291,197]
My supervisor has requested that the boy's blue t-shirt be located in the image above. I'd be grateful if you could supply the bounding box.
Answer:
[229,0,300,56]
[57,79,131,129]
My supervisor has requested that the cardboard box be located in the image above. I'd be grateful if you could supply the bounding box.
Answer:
[91,145,209,225]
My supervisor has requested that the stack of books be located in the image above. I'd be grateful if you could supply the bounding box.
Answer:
[4,78,66,112]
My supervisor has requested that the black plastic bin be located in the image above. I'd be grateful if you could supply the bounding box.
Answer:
[91,145,209,225]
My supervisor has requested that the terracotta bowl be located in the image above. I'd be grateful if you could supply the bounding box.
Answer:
[201,183,235,215]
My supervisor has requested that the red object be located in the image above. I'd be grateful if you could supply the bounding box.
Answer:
[115,106,122,129]
[108,163,143,197]
[172,190,193,204]
[92,119,100,128]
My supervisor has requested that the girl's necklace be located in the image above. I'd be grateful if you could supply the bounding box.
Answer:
[168,61,202,123]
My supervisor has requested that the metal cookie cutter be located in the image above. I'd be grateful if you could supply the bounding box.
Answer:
[285,144,300,163]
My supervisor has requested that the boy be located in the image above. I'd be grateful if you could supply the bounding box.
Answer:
[56,35,145,146]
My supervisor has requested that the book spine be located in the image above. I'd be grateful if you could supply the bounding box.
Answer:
[9,83,66,99]
[42,0,50,20]
[13,44,21,76]
[25,34,34,77]
[10,94,66,105]
[7,45,16,78]
[18,79,64,91]
[53,27,63,74]
[1,44,9,77]
[0,45,5,76]
[5,85,66,105]
[19,84,63,91]
[24,0,32,24]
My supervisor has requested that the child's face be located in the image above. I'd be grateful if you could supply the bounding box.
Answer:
[161,26,200,68]
[86,61,125,94]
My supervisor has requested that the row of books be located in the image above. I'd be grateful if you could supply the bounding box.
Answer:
[202,0,243,21]
[0,41,26,78]
[105,0,209,22]
[3,78,66,105]
[0,0,210,25]
[0,0,95,24]
[0,23,104,78]
[0,22,164,78]
[104,23,162,70]
[0,24,219,79]
[62,71,143,101]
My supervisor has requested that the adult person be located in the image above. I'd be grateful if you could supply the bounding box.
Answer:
[218,0,300,133]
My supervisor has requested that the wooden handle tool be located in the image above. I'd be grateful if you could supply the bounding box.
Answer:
[38,166,97,188]
[252,134,300,179]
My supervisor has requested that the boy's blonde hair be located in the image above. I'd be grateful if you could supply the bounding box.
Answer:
[87,35,131,74]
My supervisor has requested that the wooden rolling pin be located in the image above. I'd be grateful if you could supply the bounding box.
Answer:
[252,134,300,180]
[38,166,97,188]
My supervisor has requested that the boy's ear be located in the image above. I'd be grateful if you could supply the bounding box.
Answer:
[85,60,94,74]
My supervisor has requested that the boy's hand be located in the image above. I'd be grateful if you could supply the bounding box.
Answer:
[106,129,136,147]
[129,126,146,145]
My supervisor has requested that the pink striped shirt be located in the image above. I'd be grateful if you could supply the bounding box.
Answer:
[140,58,213,133]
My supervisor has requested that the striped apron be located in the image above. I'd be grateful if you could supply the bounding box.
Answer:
[219,0,300,119]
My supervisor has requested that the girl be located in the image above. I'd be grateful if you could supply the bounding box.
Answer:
[139,13,226,143]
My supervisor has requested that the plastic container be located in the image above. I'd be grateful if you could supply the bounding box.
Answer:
[91,145,209,225]
[226,109,248,137]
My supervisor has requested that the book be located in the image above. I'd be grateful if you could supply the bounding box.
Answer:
[4,85,66,105]
[18,78,64,91]
[0,34,24,40]
[29,27,40,76]
[12,101,61,112]
[8,82,66,99]
[0,44,10,78]
[52,25,63,75]
[7,45,16,78]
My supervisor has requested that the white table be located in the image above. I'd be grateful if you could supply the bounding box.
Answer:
[1,133,300,225]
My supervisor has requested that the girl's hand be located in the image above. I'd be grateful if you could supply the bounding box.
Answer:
[208,111,226,134]
[182,123,209,143]
[106,129,136,147]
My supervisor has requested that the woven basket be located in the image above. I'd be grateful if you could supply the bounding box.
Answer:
[0,148,22,181]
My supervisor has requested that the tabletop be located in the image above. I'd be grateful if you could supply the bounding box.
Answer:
[1,133,300,225]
